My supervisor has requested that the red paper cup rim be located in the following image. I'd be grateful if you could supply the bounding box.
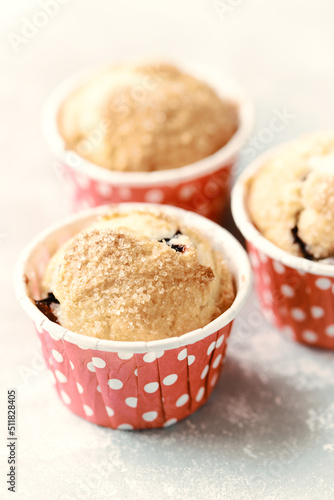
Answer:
[231,140,334,277]
[14,203,252,353]
[42,58,254,187]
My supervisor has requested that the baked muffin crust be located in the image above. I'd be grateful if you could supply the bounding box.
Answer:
[247,131,334,260]
[41,210,235,341]
[58,62,238,172]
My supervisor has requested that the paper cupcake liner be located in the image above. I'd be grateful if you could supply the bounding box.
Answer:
[231,145,334,350]
[15,203,251,429]
[247,242,334,349]
[43,58,254,222]
[58,160,233,222]
[37,322,231,429]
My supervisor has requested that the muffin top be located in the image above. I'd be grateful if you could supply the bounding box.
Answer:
[247,131,334,260]
[40,209,235,341]
[58,62,238,172]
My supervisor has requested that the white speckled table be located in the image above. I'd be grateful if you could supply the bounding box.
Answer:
[1,1,334,498]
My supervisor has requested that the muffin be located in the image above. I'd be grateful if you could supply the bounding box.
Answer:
[36,209,235,342]
[43,60,253,221]
[247,131,334,260]
[58,62,238,172]
[232,132,334,350]
[16,204,251,429]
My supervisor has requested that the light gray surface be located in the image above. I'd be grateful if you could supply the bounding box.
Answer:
[1,1,334,499]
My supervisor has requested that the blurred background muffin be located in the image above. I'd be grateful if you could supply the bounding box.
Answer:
[232,131,334,351]
[247,131,334,260]
[44,58,251,220]
[58,62,239,172]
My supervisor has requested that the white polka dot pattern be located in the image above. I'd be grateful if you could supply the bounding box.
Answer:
[201,365,209,380]
[143,351,164,363]
[48,328,60,341]
[75,174,90,190]
[70,159,231,219]
[163,374,178,386]
[326,325,334,337]
[35,302,232,429]
[249,252,260,269]
[273,261,285,274]
[60,391,71,405]
[52,349,63,363]
[125,397,138,408]
[118,187,132,200]
[108,379,123,390]
[291,308,306,321]
[315,278,331,290]
[196,387,205,402]
[83,405,94,416]
[118,352,133,360]
[176,394,189,407]
[311,306,324,319]
[144,382,159,394]
[96,183,112,197]
[55,370,67,383]
[142,411,158,422]
[216,335,224,348]
[210,373,219,387]
[179,185,196,200]
[163,418,177,427]
[76,383,84,394]
[247,240,334,350]
[212,354,222,369]
[118,423,133,430]
[92,357,106,369]
[177,348,187,361]
[207,341,216,356]
[258,252,268,263]
[281,285,295,298]
[187,355,195,366]
[144,189,164,203]
[302,330,318,343]
[263,273,271,285]
[105,406,114,417]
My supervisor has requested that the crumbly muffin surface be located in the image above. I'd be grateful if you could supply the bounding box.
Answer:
[58,62,238,172]
[247,131,334,260]
[41,210,235,341]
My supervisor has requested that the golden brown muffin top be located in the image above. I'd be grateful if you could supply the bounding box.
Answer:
[247,131,334,260]
[58,62,238,172]
[42,209,235,341]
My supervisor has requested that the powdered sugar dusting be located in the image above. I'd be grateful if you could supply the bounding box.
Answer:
[323,443,334,453]
[307,404,334,433]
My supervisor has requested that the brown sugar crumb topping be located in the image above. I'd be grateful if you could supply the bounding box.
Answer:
[39,210,235,341]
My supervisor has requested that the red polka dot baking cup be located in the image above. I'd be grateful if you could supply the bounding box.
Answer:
[231,147,334,350]
[14,203,251,429]
[42,60,253,222]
